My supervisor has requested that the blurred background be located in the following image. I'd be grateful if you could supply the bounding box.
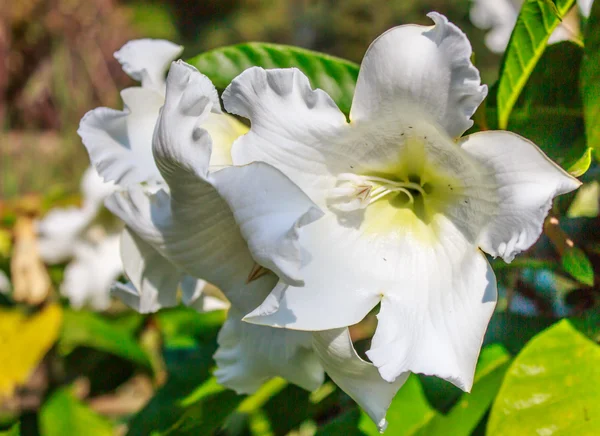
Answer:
[0,0,500,199]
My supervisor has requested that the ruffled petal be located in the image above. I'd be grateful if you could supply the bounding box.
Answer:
[78,87,165,186]
[312,328,407,432]
[460,131,581,262]
[469,0,518,53]
[80,166,117,212]
[366,231,497,391]
[114,39,183,93]
[224,67,351,204]
[214,308,324,394]
[153,61,322,286]
[350,12,487,138]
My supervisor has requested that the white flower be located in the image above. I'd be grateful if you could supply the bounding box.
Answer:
[470,0,594,53]
[221,12,580,391]
[36,167,122,310]
[78,39,247,313]
[104,60,404,430]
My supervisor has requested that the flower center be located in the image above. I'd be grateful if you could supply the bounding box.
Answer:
[329,173,431,212]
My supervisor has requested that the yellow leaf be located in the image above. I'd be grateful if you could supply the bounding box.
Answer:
[0,304,63,396]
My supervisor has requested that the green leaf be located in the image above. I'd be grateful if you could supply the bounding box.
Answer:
[488,320,600,435]
[561,246,595,286]
[357,345,510,436]
[0,423,19,436]
[420,345,511,436]
[496,0,576,128]
[59,309,151,369]
[187,43,359,114]
[488,42,589,173]
[39,387,113,436]
[567,181,600,218]
[581,0,600,150]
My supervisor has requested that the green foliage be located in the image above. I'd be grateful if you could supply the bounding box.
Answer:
[187,43,359,114]
[488,320,600,434]
[488,42,590,174]
[0,424,19,436]
[581,0,600,150]
[39,387,114,436]
[496,0,576,129]
[561,246,595,286]
[354,345,510,436]
[58,309,151,369]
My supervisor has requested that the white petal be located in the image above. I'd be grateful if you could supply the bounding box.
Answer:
[366,237,497,391]
[312,328,407,432]
[246,212,497,391]
[80,167,117,212]
[114,228,180,313]
[114,39,183,93]
[460,131,581,263]
[224,67,350,203]
[153,61,321,286]
[212,163,323,286]
[469,0,518,53]
[61,235,122,311]
[214,308,324,394]
[37,206,95,264]
[350,12,487,138]
[78,87,165,187]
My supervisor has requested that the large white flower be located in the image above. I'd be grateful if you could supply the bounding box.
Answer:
[103,60,405,430]
[221,13,581,391]
[470,0,594,53]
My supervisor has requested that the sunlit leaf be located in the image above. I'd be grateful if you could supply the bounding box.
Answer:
[488,42,588,173]
[488,320,600,435]
[581,0,600,150]
[0,304,62,396]
[58,309,151,369]
[567,181,600,218]
[496,0,576,128]
[40,387,113,436]
[187,43,359,114]
[561,246,595,286]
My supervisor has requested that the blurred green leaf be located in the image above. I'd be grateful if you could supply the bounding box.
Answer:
[581,0,600,150]
[488,320,600,435]
[187,43,359,114]
[0,423,19,436]
[567,181,600,218]
[59,309,151,369]
[317,409,365,436]
[40,387,113,436]
[488,43,588,173]
[484,312,554,355]
[127,2,179,40]
[561,246,594,286]
[155,306,226,347]
[496,0,576,128]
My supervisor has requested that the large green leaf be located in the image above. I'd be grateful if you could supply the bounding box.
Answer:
[39,387,113,436]
[0,423,19,436]
[488,42,590,174]
[59,309,151,369]
[488,320,600,434]
[581,0,600,150]
[187,43,359,115]
[496,0,576,128]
